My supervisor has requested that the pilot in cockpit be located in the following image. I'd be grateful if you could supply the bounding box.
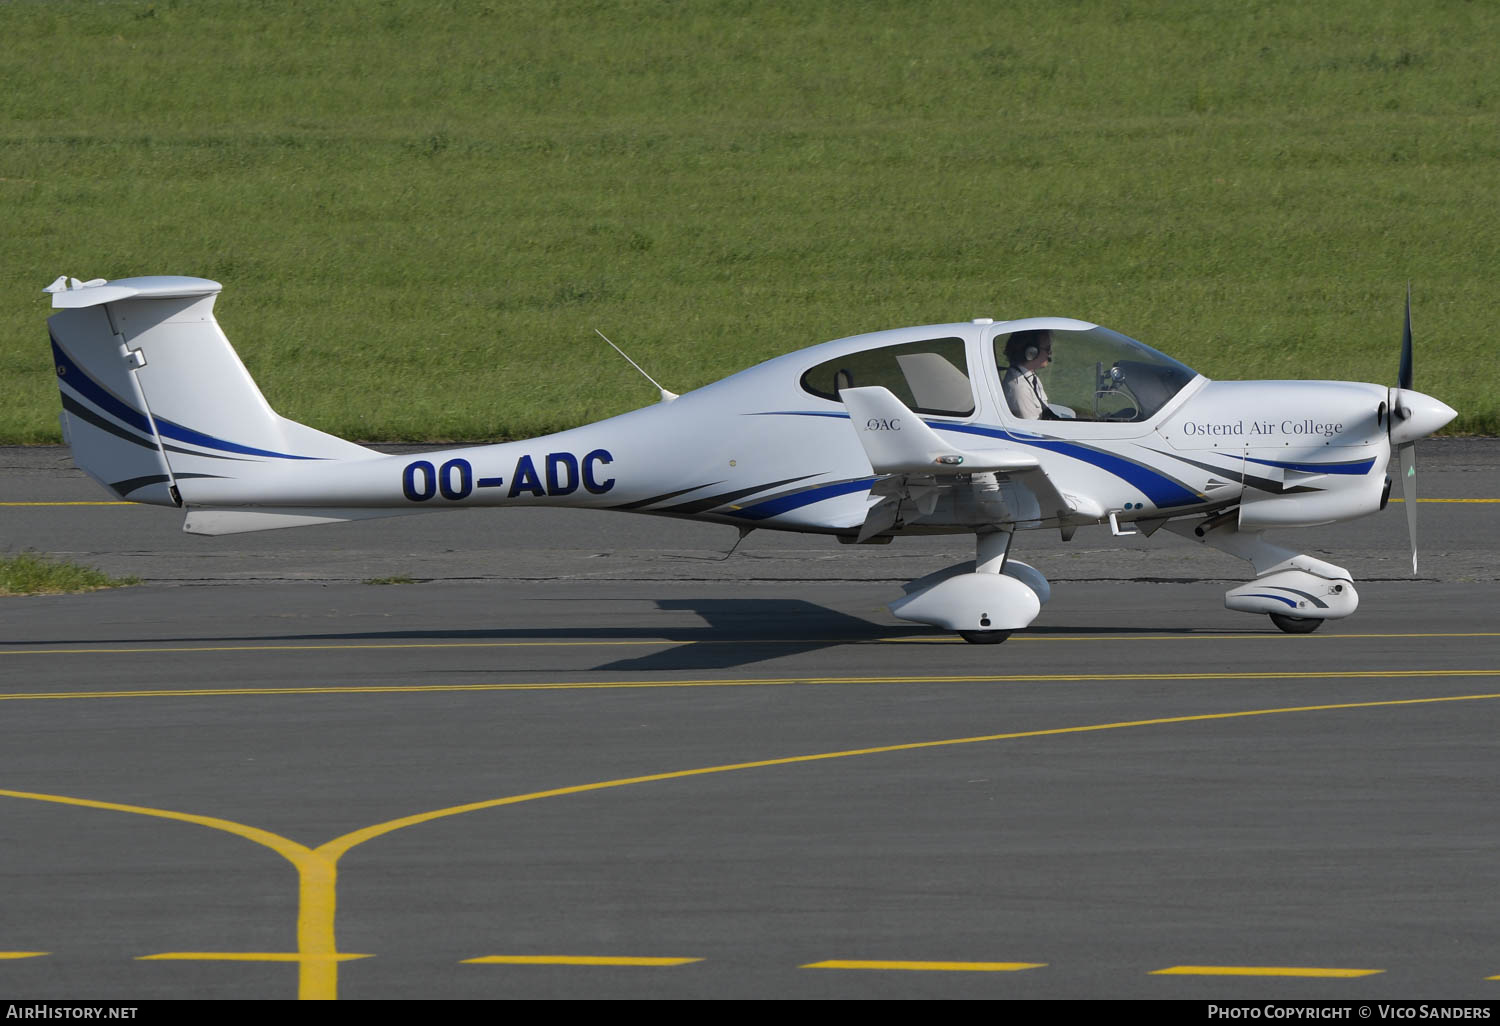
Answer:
[1001,329,1055,419]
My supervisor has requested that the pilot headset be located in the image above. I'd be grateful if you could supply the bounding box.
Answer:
[1008,332,1047,366]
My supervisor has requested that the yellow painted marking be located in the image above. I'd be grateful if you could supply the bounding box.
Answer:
[464,955,701,966]
[5,668,1500,704]
[804,959,1044,972]
[1389,498,1500,503]
[4,692,1498,999]
[0,789,340,1000]
[301,693,1500,875]
[0,501,132,506]
[1153,965,1382,978]
[5,631,1499,659]
[0,951,49,958]
[140,952,371,962]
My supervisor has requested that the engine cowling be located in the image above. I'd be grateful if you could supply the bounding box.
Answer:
[1237,468,1388,529]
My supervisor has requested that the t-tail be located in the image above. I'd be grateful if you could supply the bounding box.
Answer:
[46,275,382,525]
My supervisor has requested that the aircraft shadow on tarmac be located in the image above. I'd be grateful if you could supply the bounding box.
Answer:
[16,599,907,673]
[9,598,1232,672]
[593,601,1227,670]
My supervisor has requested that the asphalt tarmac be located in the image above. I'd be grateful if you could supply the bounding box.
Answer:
[2,441,1497,1000]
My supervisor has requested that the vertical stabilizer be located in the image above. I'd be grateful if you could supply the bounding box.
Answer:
[46,275,377,505]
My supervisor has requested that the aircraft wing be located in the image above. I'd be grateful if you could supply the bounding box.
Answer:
[839,386,1039,475]
[839,386,1078,539]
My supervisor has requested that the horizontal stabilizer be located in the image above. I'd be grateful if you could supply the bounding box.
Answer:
[46,275,224,309]
[183,506,428,536]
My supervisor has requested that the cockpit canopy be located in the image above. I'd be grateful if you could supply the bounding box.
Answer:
[996,325,1197,422]
[800,336,975,417]
[796,323,1198,424]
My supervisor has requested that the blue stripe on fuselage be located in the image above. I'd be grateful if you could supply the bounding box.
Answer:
[1243,455,1376,475]
[938,422,1203,507]
[150,415,322,461]
[755,411,1203,509]
[727,477,877,520]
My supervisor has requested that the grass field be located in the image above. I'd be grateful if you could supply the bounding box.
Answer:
[0,551,139,595]
[3,0,1496,441]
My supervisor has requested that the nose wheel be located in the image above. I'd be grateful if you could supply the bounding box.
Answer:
[958,630,1012,645]
[1269,612,1323,634]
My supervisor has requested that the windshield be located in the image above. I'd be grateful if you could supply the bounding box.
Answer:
[995,325,1197,423]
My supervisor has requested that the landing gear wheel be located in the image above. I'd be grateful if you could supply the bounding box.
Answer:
[958,630,1012,645]
[1269,613,1323,634]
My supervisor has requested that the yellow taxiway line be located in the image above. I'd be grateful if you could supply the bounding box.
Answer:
[140,952,372,962]
[4,667,1500,704]
[463,955,701,966]
[4,691,1498,999]
[804,959,1045,972]
[1152,965,1382,978]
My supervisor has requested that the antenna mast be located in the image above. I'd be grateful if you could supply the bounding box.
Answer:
[594,329,678,402]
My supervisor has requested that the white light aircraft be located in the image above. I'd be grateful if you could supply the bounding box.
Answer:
[43,275,1455,642]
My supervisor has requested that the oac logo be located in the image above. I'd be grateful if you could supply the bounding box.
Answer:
[865,417,900,432]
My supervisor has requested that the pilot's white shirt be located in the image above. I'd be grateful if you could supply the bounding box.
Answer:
[1002,365,1049,419]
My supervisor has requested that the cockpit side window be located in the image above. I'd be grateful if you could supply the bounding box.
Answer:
[800,337,975,417]
[993,326,1196,423]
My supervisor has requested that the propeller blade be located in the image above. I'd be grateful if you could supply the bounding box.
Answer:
[1399,443,1418,574]
[1398,283,1414,391]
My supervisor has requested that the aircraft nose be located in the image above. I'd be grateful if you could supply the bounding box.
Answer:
[1389,388,1457,445]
